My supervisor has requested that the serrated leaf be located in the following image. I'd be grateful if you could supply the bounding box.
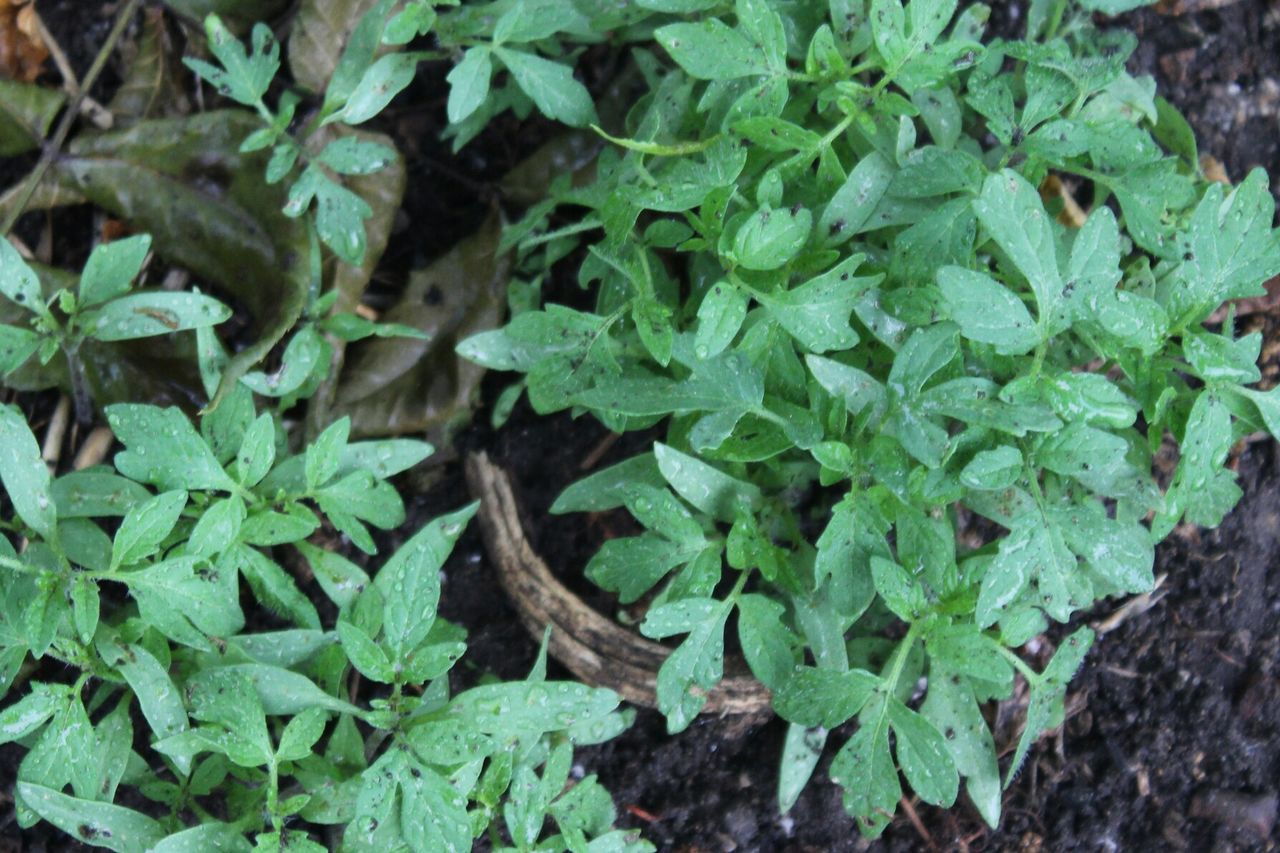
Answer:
[830,694,899,838]
[921,663,1001,827]
[185,18,279,108]
[641,597,731,732]
[973,169,1062,327]
[758,254,878,352]
[496,48,596,127]
[107,404,236,492]
[1006,627,1093,784]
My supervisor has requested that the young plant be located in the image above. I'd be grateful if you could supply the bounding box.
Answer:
[457,0,1280,837]
[0,234,230,420]
[0,390,647,850]
[183,2,437,266]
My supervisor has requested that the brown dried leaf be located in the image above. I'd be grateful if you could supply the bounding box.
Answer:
[0,0,48,82]
[331,210,509,442]
[110,7,189,127]
[288,0,382,94]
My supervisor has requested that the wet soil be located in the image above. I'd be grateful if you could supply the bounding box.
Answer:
[3,1,1280,851]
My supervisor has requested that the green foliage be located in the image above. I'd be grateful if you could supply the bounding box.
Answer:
[0,236,230,418]
[184,6,423,265]
[0,396,648,850]
[454,0,1280,838]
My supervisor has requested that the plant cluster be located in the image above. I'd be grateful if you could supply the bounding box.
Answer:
[2,0,1279,847]
[456,0,1280,837]
[0,343,647,851]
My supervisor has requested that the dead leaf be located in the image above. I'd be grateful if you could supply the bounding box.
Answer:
[0,0,48,82]
[0,76,63,156]
[162,0,290,32]
[3,111,312,408]
[110,7,190,127]
[332,210,509,443]
[288,0,384,95]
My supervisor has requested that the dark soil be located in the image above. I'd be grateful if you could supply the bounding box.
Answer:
[3,1,1280,851]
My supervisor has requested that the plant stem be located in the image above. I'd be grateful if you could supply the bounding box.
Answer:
[0,0,142,238]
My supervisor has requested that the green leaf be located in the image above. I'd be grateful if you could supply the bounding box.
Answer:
[286,165,374,264]
[887,697,958,806]
[778,722,826,814]
[830,694,899,838]
[587,534,703,604]
[338,619,395,682]
[99,643,190,768]
[326,53,421,126]
[1006,627,1094,784]
[0,683,65,745]
[870,556,924,622]
[447,681,619,739]
[106,404,236,492]
[937,266,1039,355]
[773,667,878,729]
[821,152,895,245]
[235,413,276,487]
[495,48,596,127]
[16,782,166,852]
[70,575,98,643]
[736,593,794,690]
[184,17,280,108]
[296,540,370,609]
[757,255,878,352]
[921,663,1001,827]
[306,416,350,491]
[0,404,58,540]
[232,544,320,629]
[85,291,231,341]
[654,443,762,523]
[654,20,771,80]
[973,169,1062,328]
[79,234,151,307]
[446,47,492,124]
[277,707,328,762]
[150,823,253,853]
[110,490,187,570]
[1155,390,1241,536]
[641,597,732,732]
[960,446,1023,491]
[0,323,39,375]
[1165,168,1280,326]
[187,496,246,558]
[695,281,748,358]
[316,136,397,176]
[733,205,811,270]
[374,502,477,656]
